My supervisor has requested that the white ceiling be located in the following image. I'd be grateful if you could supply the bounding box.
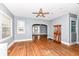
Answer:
[2,3,79,20]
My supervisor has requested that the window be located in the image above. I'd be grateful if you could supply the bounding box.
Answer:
[0,10,12,40]
[17,20,25,34]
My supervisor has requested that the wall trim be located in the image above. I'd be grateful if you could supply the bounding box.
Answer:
[8,38,78,48]
[8,41,15,49]
[69,42,77,45]
[0,10,12,19]
[61,41,77,46]
[61,41,70,46]
[76,42,79,44]
[8,39,32,48]
[14,39,32,42]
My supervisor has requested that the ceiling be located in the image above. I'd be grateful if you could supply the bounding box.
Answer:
[2,3,79,20]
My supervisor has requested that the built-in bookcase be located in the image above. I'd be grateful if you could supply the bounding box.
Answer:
[69,13,77,43]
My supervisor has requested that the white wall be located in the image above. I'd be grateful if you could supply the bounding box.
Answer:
[14,16,50,40]
[50,14,70,43]
[14,14,70,44]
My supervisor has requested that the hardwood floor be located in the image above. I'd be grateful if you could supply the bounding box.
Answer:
[8,39,79,56]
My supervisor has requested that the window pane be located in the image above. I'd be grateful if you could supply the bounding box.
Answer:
[2,13,12,39]
[71,21,76,25]
[71,27,76,32]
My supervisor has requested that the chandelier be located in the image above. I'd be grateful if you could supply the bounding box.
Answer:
[32,8,49,17]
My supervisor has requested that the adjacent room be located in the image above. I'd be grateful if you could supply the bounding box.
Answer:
[0,2,79,56]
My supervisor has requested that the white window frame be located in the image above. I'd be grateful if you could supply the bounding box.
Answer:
[0,10,12,42]
[16,20,25,34]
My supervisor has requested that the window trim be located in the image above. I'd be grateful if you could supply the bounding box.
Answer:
[0,10,12,42]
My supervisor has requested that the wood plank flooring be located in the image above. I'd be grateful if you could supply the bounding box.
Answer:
[8,39,79,56]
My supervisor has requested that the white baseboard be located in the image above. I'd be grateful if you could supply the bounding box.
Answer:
[8,38,78,48]
[8,41,15,49]
[61,41,77,46]
[8,39,32,48]
[76,42,79,44]
[14,39,32,42]
[61,41,70,46]
[69,42,77,46]
[48,37,53,39]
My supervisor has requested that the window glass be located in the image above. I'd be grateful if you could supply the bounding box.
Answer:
[17,20,25,34]
[71,21,76,32]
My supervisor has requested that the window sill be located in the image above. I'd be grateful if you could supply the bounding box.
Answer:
[0,36,12,43]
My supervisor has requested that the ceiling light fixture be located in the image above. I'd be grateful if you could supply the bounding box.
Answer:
[32,8,49,17]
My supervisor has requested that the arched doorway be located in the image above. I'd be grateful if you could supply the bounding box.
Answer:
[32,24,47,41]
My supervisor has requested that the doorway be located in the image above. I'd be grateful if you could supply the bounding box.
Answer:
[32,24,47,41]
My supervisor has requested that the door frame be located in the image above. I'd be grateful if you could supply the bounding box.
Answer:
[69,17,77,44]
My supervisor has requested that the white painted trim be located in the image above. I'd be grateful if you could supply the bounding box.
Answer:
[0,10,12,19]
[76,42,79,44]
[61,41,70,46]
[8,38,77,49]
[69,42,77,45]
[61,41,77,46]
[8,41,15,49]
[48,37,52,38]
[76,18,78,44]
[0,36,12,42]
[0,10,13,42]
[48,37,53,39]
[0,43,8,56]
[8,39,32,48]
[14,39,32,42]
